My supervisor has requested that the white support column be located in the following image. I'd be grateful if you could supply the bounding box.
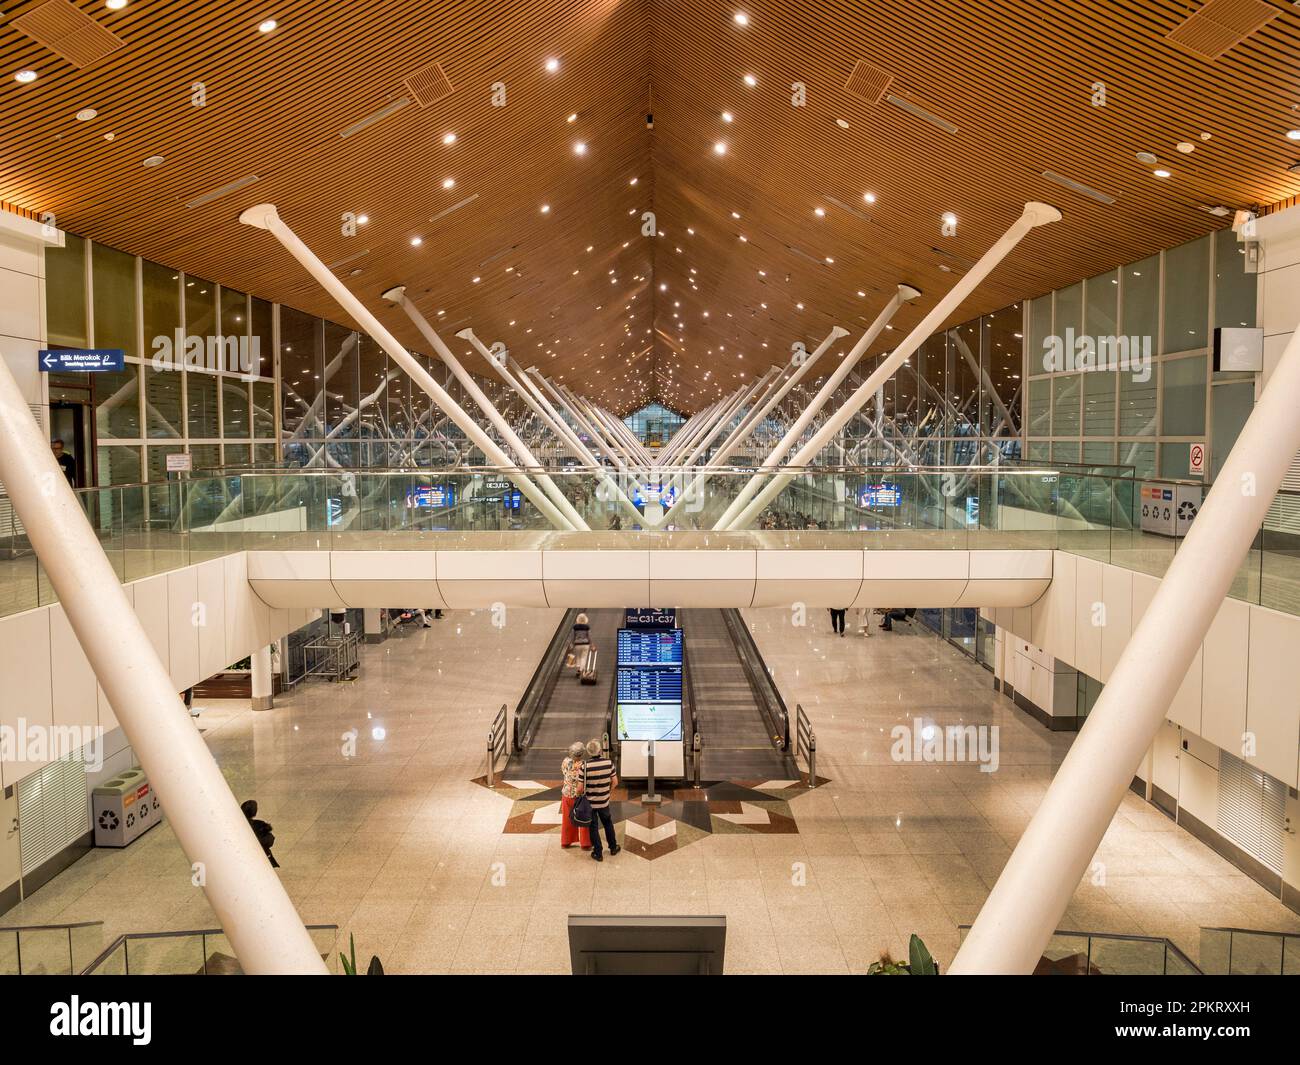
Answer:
[528,369,629,473]
[713,284,920,529]
[722,202,1061,530]
[458,331,646,526]
[672,369,778,478]
[384,289,587,530]
[238,204,572,531]
[658,398,724,467]
[563,385,635,468]
[951,306,1300,974]
[661,327,847,524]
[251,645,274,712]
[0,354,324,974]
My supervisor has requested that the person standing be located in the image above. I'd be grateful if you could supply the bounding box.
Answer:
[241,799,279,868]
[51,439,77,487]
[857,607,874,637]
[559,742,591,850]
[829,608,846,637]
[582,738,619,861]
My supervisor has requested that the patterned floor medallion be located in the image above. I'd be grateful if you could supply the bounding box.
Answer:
[470,773,831,860]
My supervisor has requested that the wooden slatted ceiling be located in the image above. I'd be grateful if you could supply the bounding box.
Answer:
[1,0,1298,414]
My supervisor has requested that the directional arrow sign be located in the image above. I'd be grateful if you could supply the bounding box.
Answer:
[38,348,126,373]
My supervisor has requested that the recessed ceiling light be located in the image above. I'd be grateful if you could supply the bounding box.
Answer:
[545,57,560,73]
[836,118,850,129]
[731,211,740,219]
[75,108,98,121]
[814,207,825,217]
[258,19,277,33]
[1287,130,1300,141]
[103,132,115,141]
[410,236,422,246]
[106,0,128,8]
[863,192,876,204]
[472,276,481,283]
[734,12,749,25]
[574,141,587,155]
[356,214,369,224]
[566,113,578,124]
[1176,141,1194,154]
[721,111,734,122]
[540,204,550,213]
[442,132,456,145]
[713,141,727,154]
[1135,151,1158,165]
[14,70,37,84]
[1153,168,1171,178]
[442,177,455,188]
[143,155,165,167]
[743,74,757,87]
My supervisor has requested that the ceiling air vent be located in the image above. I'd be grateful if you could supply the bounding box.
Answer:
[1165,0,1278,60]
[404,62,455,107]
[11,0,126,69]
[843,60,894,104]
[884,94,958,134]
[183,174,260,210]
[340,97,411,139]
[1042,170,1117,206]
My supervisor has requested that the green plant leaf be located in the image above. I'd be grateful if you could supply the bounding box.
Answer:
[908,934,937,975]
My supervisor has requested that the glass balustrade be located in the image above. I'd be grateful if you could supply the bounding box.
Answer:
[0,465,1295,622]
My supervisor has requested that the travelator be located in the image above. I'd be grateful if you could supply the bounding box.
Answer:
[506,607,800,784]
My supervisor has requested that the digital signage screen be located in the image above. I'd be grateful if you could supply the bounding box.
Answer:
[858,483,902,508]
[405,484,455,509]
[617,667,683,703]
[617,702,683,742]
[617,628,683,666]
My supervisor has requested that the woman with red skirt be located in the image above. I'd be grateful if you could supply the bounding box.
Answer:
[560,742,591,849]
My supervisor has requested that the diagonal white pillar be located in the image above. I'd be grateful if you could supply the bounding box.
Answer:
[0,355,324,974]
[722,202,1061,529]
[383,288,586,530]
[662,326,848,524]
[951,304,1300,974]
[238,204,571,530]
[713,284,920,529]
[457,330,646,526]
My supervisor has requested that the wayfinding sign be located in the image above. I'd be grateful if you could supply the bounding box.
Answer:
[39,348,125,373]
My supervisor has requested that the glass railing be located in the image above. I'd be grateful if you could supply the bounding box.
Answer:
[958,925,1202,975]
[0,920,104,975]
[82,924,339,975]
[1,465,1296,622]
[1199,927,1300,975]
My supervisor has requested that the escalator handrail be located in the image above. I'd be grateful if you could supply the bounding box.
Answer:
[513,608,580,752]
[720,608,790,750]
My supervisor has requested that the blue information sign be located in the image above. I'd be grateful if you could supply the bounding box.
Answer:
[39,348,126,373]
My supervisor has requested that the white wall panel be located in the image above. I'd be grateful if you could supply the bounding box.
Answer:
[196,559,229,680]
[0,609,53,787]
[1244,607,1300,788]
[1200,597,1250,757]
[1099,565,1133,683]
[48,604,97,733]
[166,568,201,690]
[1073,556,1104,680]
[131,574,170,668]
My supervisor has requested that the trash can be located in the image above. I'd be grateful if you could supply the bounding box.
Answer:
[92,768,163,848]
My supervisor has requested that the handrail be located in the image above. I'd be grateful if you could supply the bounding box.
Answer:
[486,703,508,788]
[513,609,579,752]
[82,923,340,975]
[682,637,702,785]
[719,608,789,752]
[1200,926,1299,975]
[0,919,104,976]
[956,924,1201,975]
[795,704,816,787]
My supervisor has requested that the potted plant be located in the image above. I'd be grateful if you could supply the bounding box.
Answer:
[339,932,385,975]
[865,934,938,975]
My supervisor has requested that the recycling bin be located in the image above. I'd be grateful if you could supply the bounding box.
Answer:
[1139,482,1202,538]
[92,768,163,847]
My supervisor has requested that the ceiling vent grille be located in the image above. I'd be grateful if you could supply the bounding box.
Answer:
[404,62,455,107]
[884,94,958,134]
[339,97,411,139]
[11,0,126,69]
[1165,0,1278,60]
[843,60,894,104]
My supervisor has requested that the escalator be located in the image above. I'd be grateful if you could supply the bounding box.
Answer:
[508,606,797,782]
[507,609,620,779]
[678,609,798,780]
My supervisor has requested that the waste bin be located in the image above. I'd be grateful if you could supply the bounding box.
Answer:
[92,768,163,847]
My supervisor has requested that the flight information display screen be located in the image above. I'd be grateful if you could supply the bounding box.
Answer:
[617,667,683,703]
[617,627,683,665]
